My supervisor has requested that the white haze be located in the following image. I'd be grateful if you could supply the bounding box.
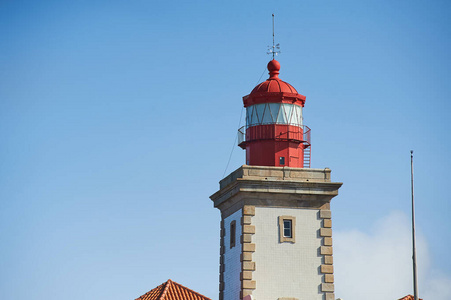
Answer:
[334,211,451,300]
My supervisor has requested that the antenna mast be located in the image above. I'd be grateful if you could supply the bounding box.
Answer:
[267,14,280,59]
[272,13,275,59]
[410,150,419,300]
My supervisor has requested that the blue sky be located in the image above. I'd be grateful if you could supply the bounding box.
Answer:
[1,0,450,299]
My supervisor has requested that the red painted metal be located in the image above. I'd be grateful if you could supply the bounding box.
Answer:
[238,124,311,168]
[243,92,305,107]
[239,60,311,168]
[243,60,306,108]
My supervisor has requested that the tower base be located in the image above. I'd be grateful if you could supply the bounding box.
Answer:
[210,165,342,300]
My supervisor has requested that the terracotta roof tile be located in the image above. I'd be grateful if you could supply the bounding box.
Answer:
[399,295,423,300]
[135,279,211,300]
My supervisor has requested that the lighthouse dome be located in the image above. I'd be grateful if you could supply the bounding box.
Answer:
[250,60,298,94]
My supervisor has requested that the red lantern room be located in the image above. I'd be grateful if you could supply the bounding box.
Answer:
[238,59,311,168]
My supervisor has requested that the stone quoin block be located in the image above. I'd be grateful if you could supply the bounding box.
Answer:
[320,246,333,255]
[242,243,256,252]
[242,280,256,289]
[242,261,256,271]
[321,283,334,292]
[320,228,332,237]
[323,219,332,228]
[325,274,334,283]
[324,255,333,265]
[243,225,256,234]
[323,237,333,246]
[241,252,252,261]
[320,210,332,219]
[241,216,252,225]
[320,265,334,274]
[241,234,252,243]
[241,271,253,280]
[325,293,335,300]
[243,206,255,216]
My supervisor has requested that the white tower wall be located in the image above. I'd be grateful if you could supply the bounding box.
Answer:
[222,209,242,300]
[252,207,323,300]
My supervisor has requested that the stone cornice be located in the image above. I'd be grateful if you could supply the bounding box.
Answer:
[218,165,337,190]
[212,179,341,207]
[211,166,342,213]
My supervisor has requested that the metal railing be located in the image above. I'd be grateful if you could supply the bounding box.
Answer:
[238,125,311,147]
[238,126,246,145]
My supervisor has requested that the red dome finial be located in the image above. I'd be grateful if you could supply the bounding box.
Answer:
[268,59,280,79]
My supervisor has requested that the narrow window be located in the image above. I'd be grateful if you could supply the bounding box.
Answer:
[279,157,285,165]
[230,220,236,248]
[283,220,292,238]
[279,216,296,243]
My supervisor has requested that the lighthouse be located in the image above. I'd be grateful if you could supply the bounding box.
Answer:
[210,60,342,300]
[238,59,310,168]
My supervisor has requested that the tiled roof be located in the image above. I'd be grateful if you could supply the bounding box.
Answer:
[135,279,211,300]
[399,295,423,300]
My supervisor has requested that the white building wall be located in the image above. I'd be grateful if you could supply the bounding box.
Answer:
[223,209,242,300]
[252,207,323,300]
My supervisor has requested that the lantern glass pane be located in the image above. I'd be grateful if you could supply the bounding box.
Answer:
[295,105,303,126]
[284,104,293,125]
[251,105,259,126]
[277,104,288,124]
[255,104,265,125]
[268,103,280,123]
[261,104,272,124]
[246,107,252,127]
